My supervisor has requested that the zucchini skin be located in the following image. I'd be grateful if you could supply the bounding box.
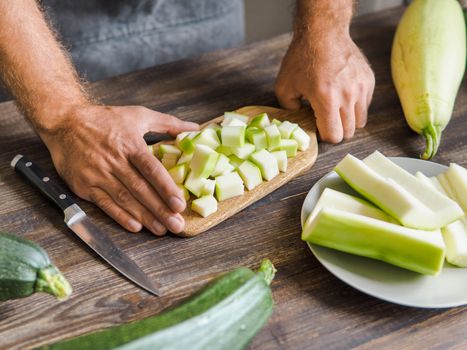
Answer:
[0,233,71,300]
[38,260,275,350]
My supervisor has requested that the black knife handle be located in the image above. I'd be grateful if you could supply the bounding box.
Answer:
[11,154,75,212]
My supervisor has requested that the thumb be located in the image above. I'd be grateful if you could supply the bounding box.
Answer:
[143,110,199,136]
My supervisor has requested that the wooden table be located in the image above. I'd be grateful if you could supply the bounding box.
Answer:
[0,6,466,350]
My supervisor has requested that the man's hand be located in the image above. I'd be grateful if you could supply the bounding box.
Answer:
[0,1,200,234]
[40,104,198,235]
[275,0,375,143]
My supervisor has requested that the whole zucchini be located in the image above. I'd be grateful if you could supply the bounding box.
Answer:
[0,232,72,300]
[37,259,276,350]
[391,0,466,159]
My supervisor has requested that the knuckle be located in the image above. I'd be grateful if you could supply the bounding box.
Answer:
[96,197,114,212]
[116,189,131,204]
[138,155,157,176]
[129,178,146,195]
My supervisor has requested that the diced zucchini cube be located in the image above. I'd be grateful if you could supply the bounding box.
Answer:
[168,163,188,184]
[178,131,199,153]
[274,139,298,157]
[177,185,190,201]
[249,113,270,128]
[221,125,246,148]
[211,154,233,177]
[246,127,268,151]
[201,179,216,196]
[228,155,244,169]
[292,127,310,151]
[215,172,244,201]
[161,153,179,169]
[278,121,298,139]
[232,143,256,159]
[184,171,208,198]
[216,145,233,156]
[177,150,194,165]
[271,118,282,126]
[271,150,288,172]
[189,144,219,178]
[205,123,222,140]
[191,195,218,217]
[158,144,181,159]
[264,124,281,149]
[222,112,250,126]
[238,160,263,190]
[250,149,279,181]
[193,128,221,149]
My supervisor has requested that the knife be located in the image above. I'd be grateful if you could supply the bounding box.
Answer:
[11,154,161,296]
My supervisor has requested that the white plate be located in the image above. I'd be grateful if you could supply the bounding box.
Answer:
[301,157,467,308]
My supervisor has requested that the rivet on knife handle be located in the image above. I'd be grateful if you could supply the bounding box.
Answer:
[11,154,76,212]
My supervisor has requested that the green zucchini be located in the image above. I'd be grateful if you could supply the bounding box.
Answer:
[0,232,72,300]
[37,259,276,350]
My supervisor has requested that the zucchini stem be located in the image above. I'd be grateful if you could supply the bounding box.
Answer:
[421,125,442,160]
[257,259,276,285]
[35,265,72,300]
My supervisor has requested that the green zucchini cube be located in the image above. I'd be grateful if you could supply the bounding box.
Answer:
[246,127,268,151]
[189,144,219,178]
[222,112,250,126]
[221,125,246,148]
[250,149,279,181]
[158,144,181,159]
[264,124,281,149]
[292,127,310,151]
[272,139,298,157]
[215,172,244,201]
[216,145,233,156]
[238,160,263,190]
[168,163,188,185]
[191,195,218,217]
[211,154,233,177]
[201,179,216,196]
[249,113,270,128]
[271,150,287,172]
[232,143,256,160]
[161,153,179,169]
[184,171,208,198]
[193,128,221,149]
[278,121,298,139]
[177,150,194,165]
[228,155,244,169]
[271,118,282,126]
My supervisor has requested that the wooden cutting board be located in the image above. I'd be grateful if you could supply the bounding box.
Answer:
[155,106,318,237]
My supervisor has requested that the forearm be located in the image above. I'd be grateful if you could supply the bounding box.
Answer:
[294,0,354,39]
[0,0,88,134]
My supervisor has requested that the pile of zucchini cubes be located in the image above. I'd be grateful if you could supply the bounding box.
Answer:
[151,112,310,217]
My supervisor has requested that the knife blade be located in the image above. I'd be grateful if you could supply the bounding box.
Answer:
[11,154,161,296]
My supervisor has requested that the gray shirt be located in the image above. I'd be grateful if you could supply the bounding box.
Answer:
[0,0,244,101]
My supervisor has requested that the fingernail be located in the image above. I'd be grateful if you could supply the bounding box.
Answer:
[152,220,166,234]
[167,215,183,233]
[169,196,185,212]
[128,219,142,232]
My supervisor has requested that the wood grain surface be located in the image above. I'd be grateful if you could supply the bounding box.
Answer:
[155,105,318,237]
[0,6,466,350]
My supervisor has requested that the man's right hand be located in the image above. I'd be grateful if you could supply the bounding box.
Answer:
[39,104,199,235]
